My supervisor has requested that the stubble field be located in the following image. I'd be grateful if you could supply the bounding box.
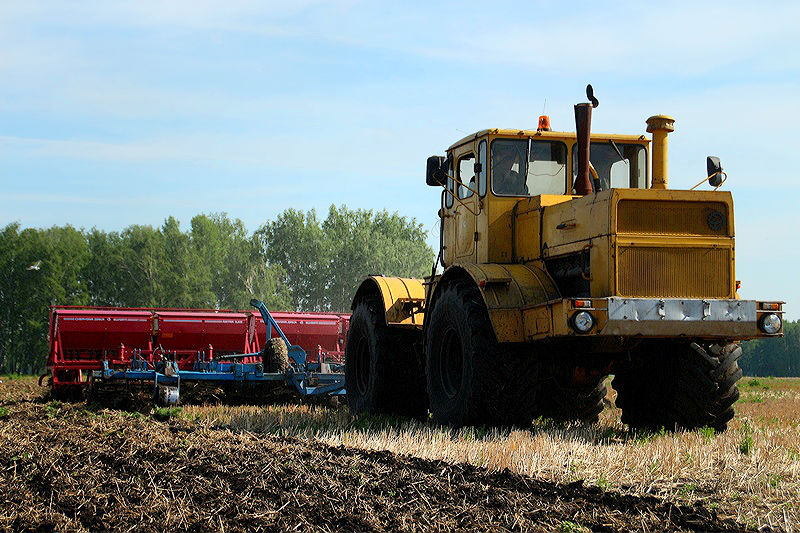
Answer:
[1,375,798,531]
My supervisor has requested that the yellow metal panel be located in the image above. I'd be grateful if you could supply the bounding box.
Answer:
[522,305,552,339]
[609,189,737,299]
[457,262,560,342]
[590,238,612,298]
[511,195,575,262]
[487,197,515,263]
[616,245,731,298]
[476,196,489,264]
[540,190,612,250]
[609,189,734,221]
[514,208,540,261]
[617,199,731,236]
[370,276,426,327]
[454,206,476,258]
[541,240,594,258]
[489,309,524,340]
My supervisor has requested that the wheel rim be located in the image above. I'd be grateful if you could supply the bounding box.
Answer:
[353,334,370,396]
[439,327,463,399]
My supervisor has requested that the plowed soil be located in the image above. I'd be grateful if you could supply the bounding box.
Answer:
[0,379,749,532]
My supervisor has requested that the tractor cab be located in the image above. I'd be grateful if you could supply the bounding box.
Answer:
[427,128,650,198]
[429,128,649,199]
[427,127,650,267]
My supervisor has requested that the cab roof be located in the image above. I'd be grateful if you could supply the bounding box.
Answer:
[447,128,649,151]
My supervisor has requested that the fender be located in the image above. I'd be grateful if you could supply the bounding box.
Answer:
[351,276,426,328]
[430,262,561,342]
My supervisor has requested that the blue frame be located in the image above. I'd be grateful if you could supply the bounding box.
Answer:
[92,299,346,404]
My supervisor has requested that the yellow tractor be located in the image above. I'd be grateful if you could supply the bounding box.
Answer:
[345,86,783,431]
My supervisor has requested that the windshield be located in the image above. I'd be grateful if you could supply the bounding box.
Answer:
[491,139,567,196]
[571,142,647,192]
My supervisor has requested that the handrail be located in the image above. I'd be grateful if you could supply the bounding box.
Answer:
[439,176,480,216]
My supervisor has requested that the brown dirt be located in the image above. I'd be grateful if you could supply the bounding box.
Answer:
[0,378,751,532]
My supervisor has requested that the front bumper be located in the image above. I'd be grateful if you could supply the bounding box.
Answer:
[541,297,784,340]
[604,298,766,337]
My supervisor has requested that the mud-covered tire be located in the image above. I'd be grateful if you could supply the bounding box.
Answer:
[425,281,539,428]
[613,341,742,432]
[345,294,427,418]
[538,373,607,424]
[263,337,289,374]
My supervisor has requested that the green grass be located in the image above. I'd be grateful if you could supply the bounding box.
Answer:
[44,400,62,418]
[152,407,183,421]
[633,426,667,445]
[768,474,784,488]
[698,426,716,442]
[559,520,590,533]
[739,435,754,455]
[678,482,697,497]
[739,376,800,393]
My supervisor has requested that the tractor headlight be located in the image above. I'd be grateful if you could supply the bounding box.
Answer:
[571,311,595,333]
[759,313,782,334]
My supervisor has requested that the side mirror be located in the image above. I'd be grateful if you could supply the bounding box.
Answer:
[426,155,447,186]
[707,156,723,187]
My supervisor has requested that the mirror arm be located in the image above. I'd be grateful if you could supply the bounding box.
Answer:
[690,171,728,191]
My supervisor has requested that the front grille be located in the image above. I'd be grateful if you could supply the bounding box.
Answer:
[617,200,730,236]
[617,246,731,298]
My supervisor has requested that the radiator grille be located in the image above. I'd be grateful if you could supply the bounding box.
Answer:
[617,246,731,298]
[617,200,730,235]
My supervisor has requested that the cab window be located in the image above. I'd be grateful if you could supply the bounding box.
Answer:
[478,140,487,196]
[571,142,647,191]
[491,139,567,196]
[444,157,454,208]
[458,153,475,199]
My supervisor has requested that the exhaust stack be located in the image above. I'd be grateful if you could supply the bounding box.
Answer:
[646,115,675,189]
[574,85,598,195]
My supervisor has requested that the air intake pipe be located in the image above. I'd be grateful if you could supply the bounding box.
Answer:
[646,115,675,189]
[574,85,598,196]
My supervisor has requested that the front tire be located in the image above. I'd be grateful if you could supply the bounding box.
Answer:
[425,281,539,427]
[613,341,742,432]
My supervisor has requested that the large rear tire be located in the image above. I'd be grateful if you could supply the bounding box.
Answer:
[425,281,539,428]
[613,341,742,432]
[345,294,427,417]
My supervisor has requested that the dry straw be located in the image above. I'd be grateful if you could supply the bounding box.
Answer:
[183,378,800,531]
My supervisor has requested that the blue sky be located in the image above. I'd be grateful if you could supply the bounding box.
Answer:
[1,1,798,318]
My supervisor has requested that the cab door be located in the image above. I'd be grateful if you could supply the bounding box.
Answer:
[453,150,478,261]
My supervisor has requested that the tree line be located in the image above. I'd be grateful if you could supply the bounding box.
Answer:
[739,320,800,377]
[0,206,434,374]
